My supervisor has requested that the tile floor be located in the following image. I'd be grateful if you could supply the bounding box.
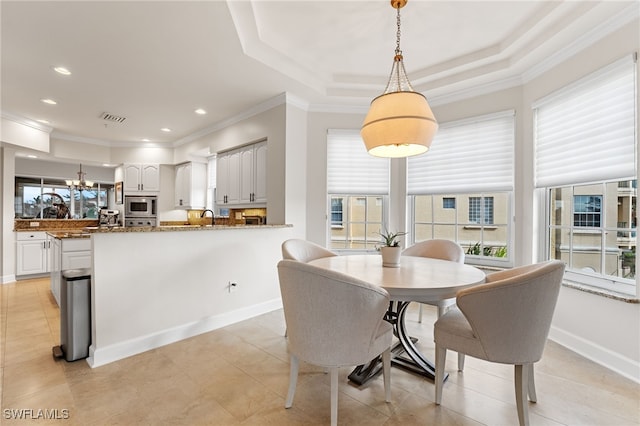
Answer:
[1,277,639,425]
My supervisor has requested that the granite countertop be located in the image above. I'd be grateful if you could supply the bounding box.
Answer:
[47,231,92,239]
[89,224,291,233]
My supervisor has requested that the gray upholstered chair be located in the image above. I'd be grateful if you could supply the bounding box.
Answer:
[277,259,392,426]
[282,238,337,263]
[402,239,465,321]
[434,260,565,426]
[281,239,337,337]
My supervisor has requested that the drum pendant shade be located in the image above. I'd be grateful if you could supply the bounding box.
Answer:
[361,0,438,158]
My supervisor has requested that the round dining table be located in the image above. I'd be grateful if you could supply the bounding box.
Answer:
[308,254,486,384]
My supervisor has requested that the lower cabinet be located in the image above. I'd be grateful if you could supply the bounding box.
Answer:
[50,238,92,307]
[16,232,51,276]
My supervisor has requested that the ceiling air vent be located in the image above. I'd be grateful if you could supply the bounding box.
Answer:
[99,112,126,124]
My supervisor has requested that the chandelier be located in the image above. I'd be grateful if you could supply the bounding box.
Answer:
[361,0,438,158]
[66,164,94,191]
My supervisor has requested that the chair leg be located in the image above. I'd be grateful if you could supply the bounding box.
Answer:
[435,345,447,405]
[330,367,339,426]
[418,303,423,323]
[382,348,391,402]
[285,355,299,408]
[457,352,465,371]
[527,363,537,403]
[514,364,530,426]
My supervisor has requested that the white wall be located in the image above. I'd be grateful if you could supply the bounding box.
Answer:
[1,118,50,152]
[89,226,295,367]
[1,147,17,283]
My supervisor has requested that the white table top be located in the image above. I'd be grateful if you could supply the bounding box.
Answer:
[309,254,486,303]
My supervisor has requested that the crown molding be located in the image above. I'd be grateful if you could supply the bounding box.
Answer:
[1,111,53,133]
[521,2,639,84]
[173,92,301,147]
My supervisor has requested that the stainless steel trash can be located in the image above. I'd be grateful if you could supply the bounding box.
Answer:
[60,268,91,361]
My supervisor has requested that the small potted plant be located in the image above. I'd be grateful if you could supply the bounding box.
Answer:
[377,229,407,267]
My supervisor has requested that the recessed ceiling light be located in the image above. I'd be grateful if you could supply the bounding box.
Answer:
[53,66,71,76]
[41,98,57,105]
[142,138,150,142]
[36,119,50,124]
[160,128,171,132]
[195,108,206,115]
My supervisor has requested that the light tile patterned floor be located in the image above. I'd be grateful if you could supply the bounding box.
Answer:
[1,277,639,425]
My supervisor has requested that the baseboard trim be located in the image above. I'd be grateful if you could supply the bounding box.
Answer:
[2,274,16,285]
[549,325,640,384]
[87,298,283,368]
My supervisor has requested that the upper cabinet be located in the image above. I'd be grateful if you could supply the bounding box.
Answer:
[175,162,207,209]
[122,164,160,193]
[216,141,267,207]
[215,149,241,206]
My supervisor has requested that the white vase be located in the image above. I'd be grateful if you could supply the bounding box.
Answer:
[381,246,402,267]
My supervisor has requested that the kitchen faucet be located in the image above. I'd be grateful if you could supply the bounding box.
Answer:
[200,209,215,225]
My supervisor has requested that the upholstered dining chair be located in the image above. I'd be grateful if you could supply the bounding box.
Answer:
[282,238,337,263]
[277,259,392,426]
[434,260,565,426]
[402,239,465,321]
[281,239,337,337]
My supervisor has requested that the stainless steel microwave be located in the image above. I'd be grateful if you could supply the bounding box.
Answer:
[124,195,157,217]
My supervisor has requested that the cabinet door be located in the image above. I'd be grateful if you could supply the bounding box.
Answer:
[50,239,62,307]
[226,150,241,205]
[216,154,229,205]
[62,251,92,270]
[253,142,267,203]
[239,147,254,203]
[141,164,160,191]
[175,163,189,207]
[123,164,142,191]
[17,240,47,275]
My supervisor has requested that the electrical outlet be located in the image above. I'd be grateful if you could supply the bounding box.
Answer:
[228,281,238,293]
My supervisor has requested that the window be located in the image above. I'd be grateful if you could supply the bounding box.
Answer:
[327,130,389,251]
[15,177,111,219]
[534,55,636,294]
[443,198,455,209]
[408,111,514,263]
[573,195,602,227]
[469,196,494,225]
[413,193,509,259]
[331,197,344,228]
[548,183,635,292]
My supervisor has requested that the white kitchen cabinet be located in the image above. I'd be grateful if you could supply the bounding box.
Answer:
[50,238,61,306]
[216,149,240,205]
[50,237,92,308]
[217,141,266,207]
[122,163,160,193]
[175,162,207,209]
[16,231,51,276]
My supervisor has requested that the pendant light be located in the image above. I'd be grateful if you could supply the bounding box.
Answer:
[361,0,438,158]
[66,164,94,191]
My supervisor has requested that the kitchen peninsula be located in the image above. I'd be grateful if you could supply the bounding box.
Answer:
[88,223,294,368]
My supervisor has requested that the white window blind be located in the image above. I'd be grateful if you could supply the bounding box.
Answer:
[534,54,637,188]
[327,130,390,195]
[408,111,514,194]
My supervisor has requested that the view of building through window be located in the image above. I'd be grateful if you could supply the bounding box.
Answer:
[15,177,111,219]
[412,193,510,259]
[329,195,384,250]
[549,180,636,286]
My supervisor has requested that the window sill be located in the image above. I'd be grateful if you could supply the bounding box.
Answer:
[463,225,498,230]
[561,280,639,303]
[471,264,638,303]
